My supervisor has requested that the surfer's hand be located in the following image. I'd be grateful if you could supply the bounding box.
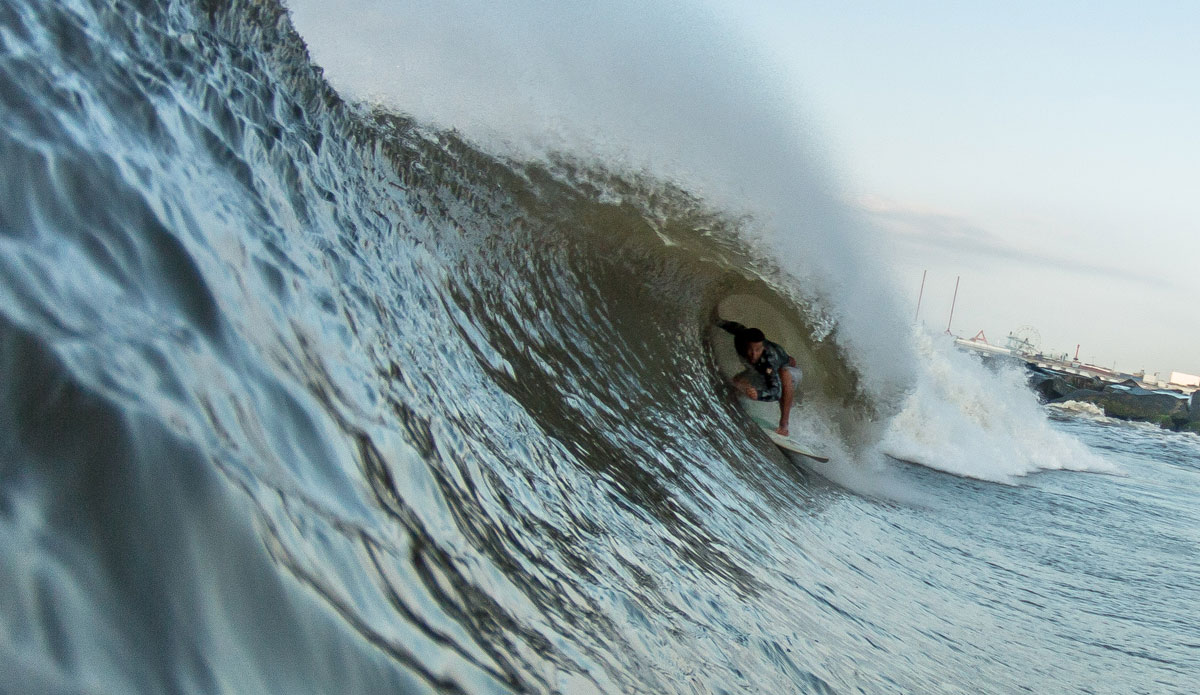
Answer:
[747,387,758,400]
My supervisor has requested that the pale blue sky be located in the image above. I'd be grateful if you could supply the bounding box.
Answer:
[721,1,1200,377]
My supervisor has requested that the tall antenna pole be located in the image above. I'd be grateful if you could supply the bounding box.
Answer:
[915,269,927,322]
[945,275,960,334]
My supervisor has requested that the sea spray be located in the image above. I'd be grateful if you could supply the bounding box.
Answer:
[284,0,919,403]
[880,329,1119,482]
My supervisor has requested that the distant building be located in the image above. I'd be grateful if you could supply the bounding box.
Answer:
[1168,371,1200,387]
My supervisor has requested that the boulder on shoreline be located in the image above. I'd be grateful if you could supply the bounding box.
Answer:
[1187,392,1200,434]
[1031,375,1078,402]
[1027,368,1103,402]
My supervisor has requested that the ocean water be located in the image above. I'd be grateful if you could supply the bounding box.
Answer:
[2,1,1198,693]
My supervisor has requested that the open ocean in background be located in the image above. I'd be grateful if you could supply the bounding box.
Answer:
[2,1,1197,692]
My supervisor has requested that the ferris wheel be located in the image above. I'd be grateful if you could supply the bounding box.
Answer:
[1006,326,1041,355]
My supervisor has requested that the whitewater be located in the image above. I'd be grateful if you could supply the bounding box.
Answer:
[2,0,1198,693]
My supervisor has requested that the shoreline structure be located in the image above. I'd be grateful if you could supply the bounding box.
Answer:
[953,332,1200,433]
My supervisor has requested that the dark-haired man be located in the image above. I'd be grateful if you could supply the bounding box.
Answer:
[717,319,800,436]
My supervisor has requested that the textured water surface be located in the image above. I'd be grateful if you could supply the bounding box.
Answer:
[1,1,1197,693]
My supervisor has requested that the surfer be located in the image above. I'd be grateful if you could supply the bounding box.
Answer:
[717,319,800,436]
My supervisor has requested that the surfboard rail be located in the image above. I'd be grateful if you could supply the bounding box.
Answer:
[751,417,830,462]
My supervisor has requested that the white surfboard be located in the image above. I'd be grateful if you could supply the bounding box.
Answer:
[752,417,830,462]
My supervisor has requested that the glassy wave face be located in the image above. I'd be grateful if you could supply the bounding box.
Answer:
[3,1,1195,693]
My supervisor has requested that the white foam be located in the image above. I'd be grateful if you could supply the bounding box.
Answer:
[1047,400,1108,419]
[878,330,1120,483]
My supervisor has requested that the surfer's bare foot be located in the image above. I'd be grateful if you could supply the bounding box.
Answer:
[776,425,789,437]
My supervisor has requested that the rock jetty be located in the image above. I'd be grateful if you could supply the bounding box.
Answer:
[1028,367,1199,432]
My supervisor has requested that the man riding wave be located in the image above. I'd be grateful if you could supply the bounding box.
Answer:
[717,319,801,436]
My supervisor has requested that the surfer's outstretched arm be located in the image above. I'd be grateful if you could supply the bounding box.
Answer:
[716,319,746,335]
